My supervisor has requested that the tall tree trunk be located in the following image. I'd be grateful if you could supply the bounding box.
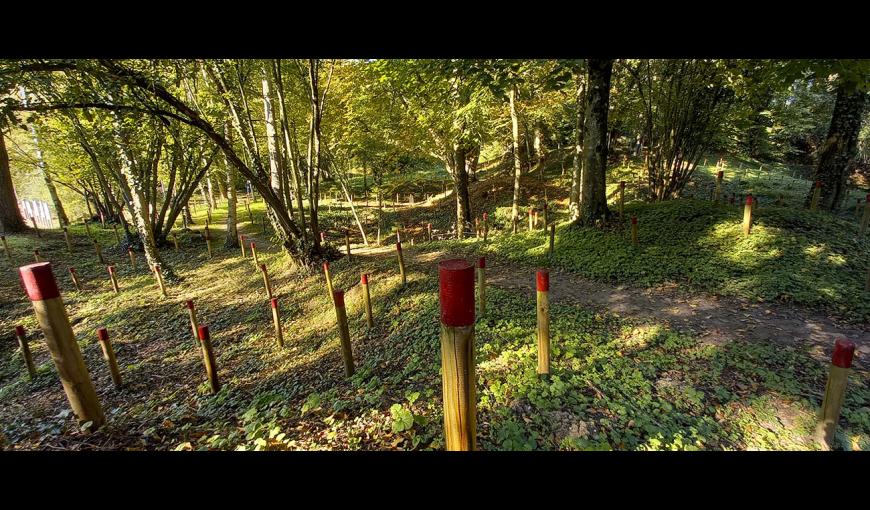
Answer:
[262,74,284,202]
[510,83,523,232]
[575,59,614,226]
[307,59,323,250]
[29,123,68,227]
[0,131,26,232]
[808,85,868,211]
[569,77,586,222]
[224,121,238,248]
[447,145,472,238]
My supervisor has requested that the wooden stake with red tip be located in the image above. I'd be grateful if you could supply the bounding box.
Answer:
[427,223,432,241]
[15,325,37,380]
[185,300,199,345]
[19,262,104,427]
[528,206,534,231]
[96,328,122,389]
[438,259,477,451]
[107,265,120,294]
[743,195,754,235]
[323,261,335,302]
[270,298,284,348]
[33,249,41,262]
[332,290,355,377]
[250,241,259,267]
[814,338,856,450]
[239,235,247,258]
[810,181,822,211]
[631,216,639,246]
[68,267,82,291]
[396,242,406,286]
[361,274,373,328]
[197,325,220,394]
[536,270,550,376]
[477,257,486,316]
[259,263,273,299]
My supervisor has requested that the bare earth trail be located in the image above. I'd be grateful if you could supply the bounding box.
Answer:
[352,242,870,370]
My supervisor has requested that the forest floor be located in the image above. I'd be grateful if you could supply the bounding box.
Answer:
[2,154,870,451]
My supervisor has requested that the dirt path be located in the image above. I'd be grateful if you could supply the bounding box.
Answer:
[354,245,870,369]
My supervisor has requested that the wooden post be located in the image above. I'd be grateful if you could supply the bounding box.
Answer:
[528,206,534,231]
[107,265,120,294]
[428,222,433,241]
[861,194,870,236]
[323,261,335,301]
[250,241,259,267]
[112,224,120,244]
[810,181,822,211]
[172,233,179,252]
[15,325,37,380]
[31,217,41,238]
[438,259,477,451]
[320,231,326,245]
[63,227,73,253]
[483,212,489,242]
[714,171,724,203]
[618,181,626,216]
[68,267,82,291]
[270,298,284,348]
[94,240,104,264]
[239,234,247,257]
[475,217,480,239]
[19,263,105,427]
[743,195,754,235]
[33,249,42,262]
[631,216,639,246]
[205,227,213,258]
[259,263,273,299]
[154,264,168,298]
[185,300,199,345]
[536,270,551,376]
[332,290,355,377]
[1,234,10,260]
[96,328,122,389]
[361,273,374,328]
[396,241,407,286]
[477,257,486,316]
[128,248,136,270]
[345,230,352,261]
[549,223,556,257]
[197,325,221,394]
[814,339,856,450]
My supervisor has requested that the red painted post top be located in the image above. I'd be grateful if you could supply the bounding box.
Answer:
[619,181,626,189]
[19,262,60,301]
[333,290,345,308]
[323,261,330,272]
[483,213,488,220]
[97,328,109,342]
[717,171,724,179]
[361,273,368,285]
[69,267,76,274]
[396,242,402,252]
[438,259,475,327]
[34,249,40,256]
[15,325,25,337]
[631,216,638,225]
[478,257,485,269]
[250,242,256,249]
[832,338,855,369]
[185,299,194,310]
[108,265,115,274]
[259,263,267,273]
[543,203,548,210]
[536,270,550,292]
[127,247,133,253]
[746,195,753,205]
[815,181,822,188]
[270,297,278,309]
[320,232,326,242]
[155,265,162,274]
[197,325,210,342]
